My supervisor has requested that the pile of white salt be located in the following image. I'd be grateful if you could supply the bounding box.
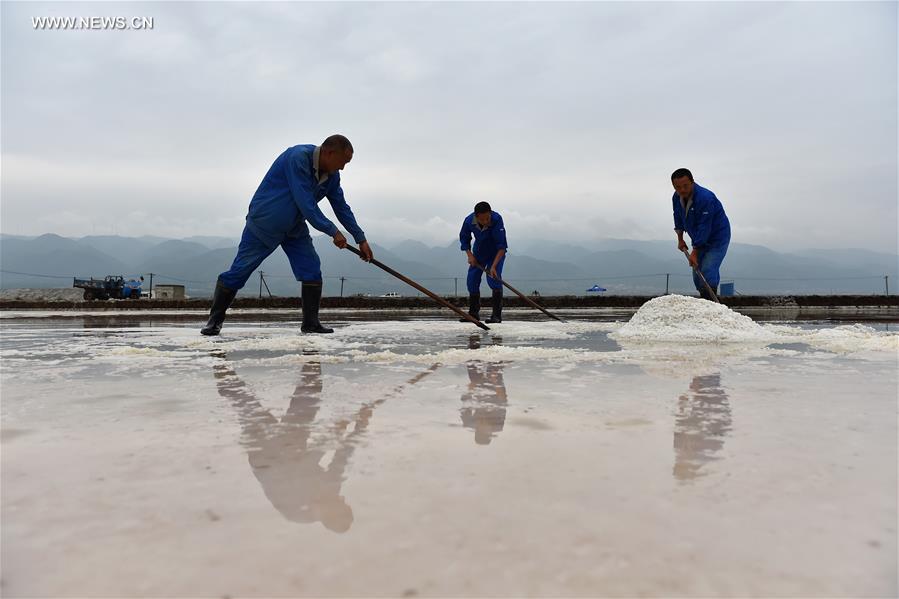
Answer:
[611,295,771,343]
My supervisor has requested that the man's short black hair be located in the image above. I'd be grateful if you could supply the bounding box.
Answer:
[322,134,353,154]
[474,201,492,215]
[671,168,693,182]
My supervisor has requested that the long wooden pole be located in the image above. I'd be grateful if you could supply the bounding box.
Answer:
[681,248,720,303]
[344,245,490,331]
[476,263,565,322]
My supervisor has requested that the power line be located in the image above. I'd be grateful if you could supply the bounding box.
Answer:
[723,276,885,281]
[0,269,214,285]
[0,268,892,286]
[0,269,72,279]
[147,273,214,284]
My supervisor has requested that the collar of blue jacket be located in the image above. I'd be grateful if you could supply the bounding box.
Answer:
[244,144,366,249]
[460,211,508,253]
[671,183,731,250]
[470,213,493,230]
[311,146,329,185]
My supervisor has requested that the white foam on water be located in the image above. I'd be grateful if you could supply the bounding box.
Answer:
[330,320,614,341]
[352,345,620,366]
[2,303,895,375]
[770,323,899,354]
[184,329,371,353]
[0,310,212,319]
[103,346,203,359]
[236,353,350,365]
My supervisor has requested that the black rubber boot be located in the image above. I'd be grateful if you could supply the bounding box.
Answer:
[201,278,237,336]
[460,293,480,322]
[301,281,333,334]
[485,289,503,323]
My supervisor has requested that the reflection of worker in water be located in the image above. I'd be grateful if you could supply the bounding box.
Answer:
[212,355,362,533]
[673,374,732,481]
[461,335,508,445]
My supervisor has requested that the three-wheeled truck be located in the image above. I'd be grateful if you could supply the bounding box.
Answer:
[73,275,143,301]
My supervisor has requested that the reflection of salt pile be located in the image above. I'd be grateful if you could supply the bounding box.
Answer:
[612,295,771,343]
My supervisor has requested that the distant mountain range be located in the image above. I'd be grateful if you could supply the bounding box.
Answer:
[1,233,896,297]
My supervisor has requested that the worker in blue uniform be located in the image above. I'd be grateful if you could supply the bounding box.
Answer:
[671,168,731,300]
[459,201,508,323]
[201,135,373,336]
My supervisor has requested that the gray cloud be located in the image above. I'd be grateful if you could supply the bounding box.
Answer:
[2,1,896,252]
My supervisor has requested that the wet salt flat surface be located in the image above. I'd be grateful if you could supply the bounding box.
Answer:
[2,298,897,597]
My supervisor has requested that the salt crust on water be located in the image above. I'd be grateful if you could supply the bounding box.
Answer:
[2,297,895,374]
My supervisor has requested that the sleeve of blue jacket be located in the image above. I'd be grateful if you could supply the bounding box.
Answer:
[672,195,685,231]
[459,217,472,251]
[286,153,338,237]
[327,182,366,244]
[689,193,723,249]
[492,213,508,250]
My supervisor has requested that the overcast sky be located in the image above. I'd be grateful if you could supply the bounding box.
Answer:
[1,1,896,253]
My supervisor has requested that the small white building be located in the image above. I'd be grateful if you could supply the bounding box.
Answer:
[153,285,186,300]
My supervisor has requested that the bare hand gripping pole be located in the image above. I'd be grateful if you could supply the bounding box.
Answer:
[681,248,720,303]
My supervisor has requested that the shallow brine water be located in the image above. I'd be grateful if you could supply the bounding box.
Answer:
[1,298,897,597]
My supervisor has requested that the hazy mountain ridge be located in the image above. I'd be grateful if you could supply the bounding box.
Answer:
[1,234,896,297]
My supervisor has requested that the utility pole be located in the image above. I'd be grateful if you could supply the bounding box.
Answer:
[340,276,346,297]
[665,273,670,295]
[885,275,890,296]
[259,271,264,298]
[148,273,154,299]
[454,277,458,297]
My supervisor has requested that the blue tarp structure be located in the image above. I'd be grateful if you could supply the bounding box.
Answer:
[586,284,606,293]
